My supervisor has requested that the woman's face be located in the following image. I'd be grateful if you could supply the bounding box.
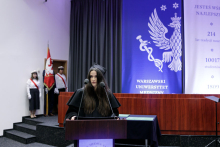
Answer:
[33,73,37,79]
[90,70,97,89]
[59,69,64,74]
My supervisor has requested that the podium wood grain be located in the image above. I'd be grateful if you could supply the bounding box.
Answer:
[58,92,220,135]
[65,119,127,140]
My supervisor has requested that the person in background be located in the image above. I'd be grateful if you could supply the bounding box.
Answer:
[43,61,56,117]
[26,70,41,118]
[54,66,68,113]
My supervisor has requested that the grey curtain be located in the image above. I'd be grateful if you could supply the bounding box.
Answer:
[68,0,122,93]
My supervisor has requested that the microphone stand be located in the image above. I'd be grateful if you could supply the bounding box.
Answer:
[100,82,117,119]
[77,79,89,120]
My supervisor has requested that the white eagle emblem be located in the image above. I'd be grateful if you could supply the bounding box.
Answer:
[137,9,182,72]
[45,57,53,75]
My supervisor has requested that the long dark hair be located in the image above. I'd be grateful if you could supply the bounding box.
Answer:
[83,68,111,116]
[31,73,39,80]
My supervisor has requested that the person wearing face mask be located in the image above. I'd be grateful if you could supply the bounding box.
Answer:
[26,70,41,118]
[64,63,121,126]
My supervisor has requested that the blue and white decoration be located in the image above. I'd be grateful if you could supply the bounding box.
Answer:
[184,0,220,94]
[79,139,113,147]
[122,0,182,94]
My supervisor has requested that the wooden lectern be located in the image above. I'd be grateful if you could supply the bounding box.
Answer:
[65,119,127,147]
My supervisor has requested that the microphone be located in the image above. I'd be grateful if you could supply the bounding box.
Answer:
[99,82,116,118]
[77,79,89,120]
[99,82,105,88]
[84,79,89,85]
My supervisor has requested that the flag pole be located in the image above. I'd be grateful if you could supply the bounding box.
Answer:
[46,41,49,116]
[46,93,49,115]
[44,42,54,116]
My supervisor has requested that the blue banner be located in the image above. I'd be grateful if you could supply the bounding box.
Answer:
[122,0,182,94]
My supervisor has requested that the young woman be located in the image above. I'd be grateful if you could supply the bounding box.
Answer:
[64,66,121,123]
[27,70,41,118]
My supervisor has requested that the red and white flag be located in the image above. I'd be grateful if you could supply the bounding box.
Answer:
[44,47,55,90]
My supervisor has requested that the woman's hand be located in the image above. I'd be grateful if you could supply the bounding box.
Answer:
[71,116,76,120]
[28,95,31,99]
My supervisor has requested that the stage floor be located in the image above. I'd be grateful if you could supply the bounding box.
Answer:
[24,114,59,126]
[3,114,213,147]
[2,115,75,147]
[0,137,55,147]
[1,114,59,146]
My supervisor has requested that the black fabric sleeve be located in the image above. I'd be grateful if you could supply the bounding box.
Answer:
[113,108,119,116]
[63,106,79,128]
[109,92,121,108]
[53,71,56,88]
[66,88,84,107]
[42,70,45,88]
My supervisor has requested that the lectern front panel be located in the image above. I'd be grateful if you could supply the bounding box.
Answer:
[65,119,127,140]
[79,139,113,147]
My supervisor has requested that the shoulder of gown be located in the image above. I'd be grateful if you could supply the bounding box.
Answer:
[109,92,121,108]
[66,88,121,109]
[66,88,84,107]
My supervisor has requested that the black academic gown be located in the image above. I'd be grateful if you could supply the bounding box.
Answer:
[64,88,121,127]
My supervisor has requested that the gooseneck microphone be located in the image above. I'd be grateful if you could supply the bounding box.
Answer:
[77,79,89,120]
[84,79,89,85]
[99,82,116,118]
